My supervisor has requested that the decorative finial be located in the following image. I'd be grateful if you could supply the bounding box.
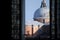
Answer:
[40,0,46,8]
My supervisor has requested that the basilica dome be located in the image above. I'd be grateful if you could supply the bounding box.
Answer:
[33,0,50,24]
[33,8,49,19]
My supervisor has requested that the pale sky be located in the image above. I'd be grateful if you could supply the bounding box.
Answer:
[25,0,49,26]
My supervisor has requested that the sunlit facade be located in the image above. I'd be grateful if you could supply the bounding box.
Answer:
[25,25,41,37]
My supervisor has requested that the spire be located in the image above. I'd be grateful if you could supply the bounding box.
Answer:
[43,19,45,23]
[40,0,47,8]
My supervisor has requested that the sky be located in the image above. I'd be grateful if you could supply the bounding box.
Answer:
[25,0,49,26]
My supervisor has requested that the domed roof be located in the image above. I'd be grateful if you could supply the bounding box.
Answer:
[39,8,49,17]
[33,0,50,23]
[33,7,49,20]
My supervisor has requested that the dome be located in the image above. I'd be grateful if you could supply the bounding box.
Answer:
[39,7,49,18]
[33,0,50,24]
[33,7,49,19]
[33,7,50,23]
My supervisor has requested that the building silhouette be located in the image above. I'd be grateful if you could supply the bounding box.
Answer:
[50,0,55,39]
[56,0,60,38]
[11,0,19,39]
